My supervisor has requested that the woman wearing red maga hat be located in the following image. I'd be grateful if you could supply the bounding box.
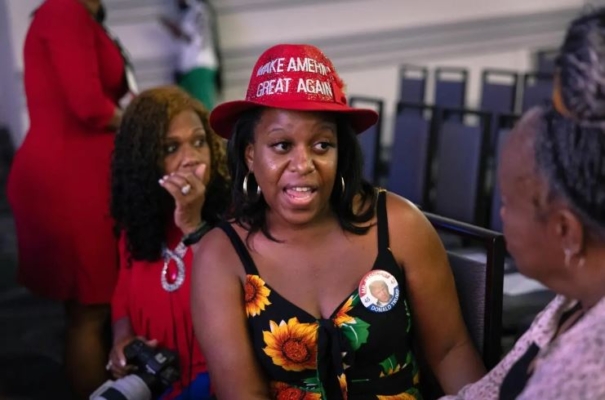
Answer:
[191,44,485,400]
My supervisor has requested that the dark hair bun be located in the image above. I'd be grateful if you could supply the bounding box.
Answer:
[535,105,605,234]
[558,7,605,123]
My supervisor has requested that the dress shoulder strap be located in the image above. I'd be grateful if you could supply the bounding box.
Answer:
[376,188,389,251]
[217,221,259,275]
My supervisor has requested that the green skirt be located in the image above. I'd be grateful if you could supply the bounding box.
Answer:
[177,67,218,110]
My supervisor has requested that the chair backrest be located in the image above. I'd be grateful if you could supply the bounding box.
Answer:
[449,253,489,354]
[399,65,428,105]
[520,72,553,112]
[480,70,518,115]
[535,49,558,75]
[489,114,520,232]
[349,96,384,185]
[434,67,468,115]
[387,102,435,206]
[425,212,505,370]
[480,70,519,148]
[432,108,491,225]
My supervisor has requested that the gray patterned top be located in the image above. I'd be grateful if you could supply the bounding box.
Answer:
[441,294,605,400]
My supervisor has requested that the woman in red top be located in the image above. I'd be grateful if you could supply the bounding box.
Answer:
[108,86,230,399]
[6,0,131,397]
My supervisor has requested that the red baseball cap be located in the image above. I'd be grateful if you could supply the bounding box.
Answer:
[209,44,379,139]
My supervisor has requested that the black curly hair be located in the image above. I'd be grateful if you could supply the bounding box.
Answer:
[556,6,605,122]
[227,108,377,241]
[111,86,230,262]
[532,104,605,239]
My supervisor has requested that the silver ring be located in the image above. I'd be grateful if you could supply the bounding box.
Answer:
[181,184,192,195]
[105,360,112,371]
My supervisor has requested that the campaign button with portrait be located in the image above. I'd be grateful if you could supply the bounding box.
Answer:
[358,270,400,313]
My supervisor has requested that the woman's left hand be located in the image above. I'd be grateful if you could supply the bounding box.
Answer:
[159,163,207,235]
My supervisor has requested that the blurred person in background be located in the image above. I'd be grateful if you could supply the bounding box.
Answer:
[6,0,135,398]
[108,86,230,400]
[159,0,222,110]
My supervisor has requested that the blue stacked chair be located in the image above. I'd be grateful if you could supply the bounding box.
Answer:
[432,108,491,225]
[535,49,558,75]
[387,102,435,207]
[480,69,518,115]
[399,65,428,105]
[480,69,518,148]
[434,67,468,120]
[520,72,553,112]
[489,113,520,233]
[349,96,384,185]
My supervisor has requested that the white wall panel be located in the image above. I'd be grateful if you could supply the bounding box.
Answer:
[0,0,596,145]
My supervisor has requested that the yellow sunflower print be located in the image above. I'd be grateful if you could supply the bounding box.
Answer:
[263,317,318,371]
[244,275,271,317]
[334,296,355,327]
[338,373,348,399]
[270,381,322,400]
[377,393,417,400]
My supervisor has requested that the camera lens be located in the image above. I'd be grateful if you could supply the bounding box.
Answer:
[89,375,152,400]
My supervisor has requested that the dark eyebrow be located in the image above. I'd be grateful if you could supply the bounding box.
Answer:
[314,123,337,137]
[265,126,288,136]
[165,127,206,140]
[318,121,337,129]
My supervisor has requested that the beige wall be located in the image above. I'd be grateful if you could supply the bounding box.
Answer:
[217,0,582,48]
[0,0,596,145]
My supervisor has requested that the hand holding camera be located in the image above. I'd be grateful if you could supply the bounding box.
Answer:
[108,336,158,379]
[92,339,180,400]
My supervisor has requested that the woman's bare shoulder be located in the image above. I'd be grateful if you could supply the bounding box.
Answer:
[383,191,444,260]
[384,191,425,223]
[194,222,247,276]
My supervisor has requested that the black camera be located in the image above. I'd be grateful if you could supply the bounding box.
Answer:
[90,339,180,400]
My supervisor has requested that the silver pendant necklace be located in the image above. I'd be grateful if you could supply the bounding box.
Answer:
[161,242,187,292]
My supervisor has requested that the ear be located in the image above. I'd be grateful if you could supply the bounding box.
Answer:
[554,208,586,256]
[245,143,255,172]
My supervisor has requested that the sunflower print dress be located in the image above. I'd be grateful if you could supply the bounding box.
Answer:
[219,190,422,399]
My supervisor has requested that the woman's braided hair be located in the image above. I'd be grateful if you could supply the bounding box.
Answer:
[531,7,605,239]
[534,105,605,238]
[557,7,605,123]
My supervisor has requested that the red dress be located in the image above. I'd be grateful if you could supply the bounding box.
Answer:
[111,225,210,399]
[7,0,127,304]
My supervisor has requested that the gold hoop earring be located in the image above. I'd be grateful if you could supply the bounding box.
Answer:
[243,172,261,198]
[341,176,346,195]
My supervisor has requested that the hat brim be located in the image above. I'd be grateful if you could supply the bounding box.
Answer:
[209,99,379,139]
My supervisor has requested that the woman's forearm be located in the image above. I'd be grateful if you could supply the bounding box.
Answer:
[433,340,486,394]
[112,316,134,344]
[107,107,123,131]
